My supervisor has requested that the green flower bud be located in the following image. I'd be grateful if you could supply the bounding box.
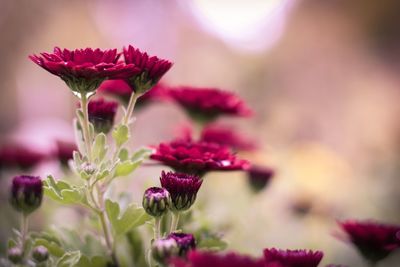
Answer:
[142,187,171,217]
[151,238,179,265]
[32,245,49,262]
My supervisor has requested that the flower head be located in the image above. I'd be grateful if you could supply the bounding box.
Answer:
[10,175,43,215]
[166,87,252,123]
[152,237,179,265]
[170,250,266,267]
[87,98,118,134]
[32,245,49,263]
[263,248,323,267]
[142,187,171,217]
[160,171,202,212]
[150,140,250,176]
[168,232,196,257]
[247,165,275,193]
[338,220,400,263]
[123,45,172,93]
[54,140,77,166]
[0,143,45,170]
[200,125,256,151]
[30,47,139,94]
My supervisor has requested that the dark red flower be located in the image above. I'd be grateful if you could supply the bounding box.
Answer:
[200,125,256,151]
[123,45,172,93]
[166,87,252,123]
[150,140,250,176]
[170,250,267,267]
[338,220,400,263]
[167,232,196,257]
[10,175,43,215]
[247,165,275,193]
[88,98,118,134]
[54,140,77,166]
[160,171,202,212]
[263,248,323,267]
[30,47,139,94]
[0,143,45,170]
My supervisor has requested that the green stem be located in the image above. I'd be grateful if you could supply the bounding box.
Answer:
[170,212,180,233]
[123,92,140,125]
[20,214,28,250]
[154,217,161,240]
[80,94,93,162]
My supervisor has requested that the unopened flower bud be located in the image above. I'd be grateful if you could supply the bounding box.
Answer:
[32,245,49,262]
[88,98,118,134]
[142,187,171,217]
[8,247,23,264]
[151,238,179,265]
[168,232,196,257]
[10,175,43,215]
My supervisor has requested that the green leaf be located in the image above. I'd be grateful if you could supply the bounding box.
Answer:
[131,147,152,162]
[113,160,141,178]
[7,239,17,249]
[92,133,108,163]
[196,231,228,251]
[118,148,129,161]
[105,199,152,236]
[76,255,108,267]
[44,176,88,207]
[112,124,130,147]
[34,238,65,257]
[57,251,81,267]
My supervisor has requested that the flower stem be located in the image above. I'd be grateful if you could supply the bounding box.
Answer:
[123,92,140,125]
[170,212,180,232]
[20,214,28,250]
[154,217,161,240]
[80,93,93,161]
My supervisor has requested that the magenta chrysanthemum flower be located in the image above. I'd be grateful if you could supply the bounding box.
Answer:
[247,165,275,193]
[338,220,400,263]
[0,143,45,170]
[200,125,256,151]
[123,45,172,93]
[87,98,118,134]
[10,175,43,215]
[170,250,266,267]
[166,87,252,123]
[30,47,139,94]
[160,171,202,211]
[54,140,77,166]
[263,248,323,267]
[168,232,196,257]
[150,140,250,176]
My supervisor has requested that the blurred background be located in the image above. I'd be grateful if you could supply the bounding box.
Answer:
[1,0,400,266]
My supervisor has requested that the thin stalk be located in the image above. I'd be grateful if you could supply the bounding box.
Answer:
[154,217,161,240]
[20,214,28,250]
[80,94,93,161]
[123,92,140,125]
[170,212,180,233]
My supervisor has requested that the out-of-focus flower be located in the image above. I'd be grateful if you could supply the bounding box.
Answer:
[338,220,400,263]
[30,47,139,95]
[7,247,23,264]
[160,171,202,212]
[123,45,172,93]
[247,165,275,193]
[170,250,266,267]
[0,143,45,170]
[87,98,118,134]
[32,245,49,263]
[167,232,196,257]
[152,237,179,265]
[263,248,323,267]
[150,140,250,176]
[166,87,252,123]
[10,175,43,215]
[142,187,171,217]
[54,140,77,167]
[200,124,256,151]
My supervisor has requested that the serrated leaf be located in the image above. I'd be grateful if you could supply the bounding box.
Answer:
[113,160,141,178]
[131,147,152,162]
[92,133,108,163]
[44,176,88,207]
[112,124,129,147]
[57,251,81,267]
[105,199,152,236]
[34,238,65,257]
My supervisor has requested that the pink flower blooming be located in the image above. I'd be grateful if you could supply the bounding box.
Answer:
[263,248,323,267]
[123,45,172,93]
[200,124,256,151]
[30,47,139,94]
[150,140,250,176]
[166,87,252,122]
[160,171,202,212]
[87,98,119,134]
[338,220,400,263]
[170,250,267,267]
[0,143,45,170]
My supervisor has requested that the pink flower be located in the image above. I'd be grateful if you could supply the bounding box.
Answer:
[123,45,172,93]
[338,220,400,263]
[166,87,252,123]
[150,140,250,176]
[0,143,45,170]
[263,248,323,267]
[30,47,139,94]
[10,175,43,215]
[87,98,119,134]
